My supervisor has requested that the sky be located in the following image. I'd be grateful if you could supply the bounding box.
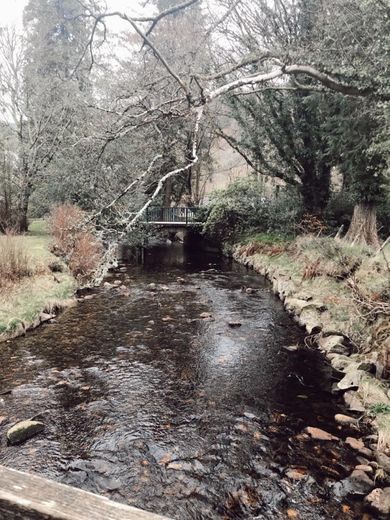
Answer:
[2,0,28,25]
[1,1,151,28]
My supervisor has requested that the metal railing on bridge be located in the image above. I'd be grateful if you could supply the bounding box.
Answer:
[145,207,202,225]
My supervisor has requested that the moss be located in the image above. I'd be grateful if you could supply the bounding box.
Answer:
[370,403,390,415]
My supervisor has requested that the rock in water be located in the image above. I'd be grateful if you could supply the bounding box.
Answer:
[365,488,390,517]
[345,437,365,451]
[245,287,258,294]
[332,470,374,498]
[376,452,390,473]
[7,420,45,445]
[334,414,358,426]
[228,321,242,328]
[304,426,339,441]
[282,345,299,352]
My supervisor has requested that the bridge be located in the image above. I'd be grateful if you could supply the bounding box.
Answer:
[145,207,203,226]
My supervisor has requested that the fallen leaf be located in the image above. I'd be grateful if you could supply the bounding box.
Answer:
[287,509,299,518]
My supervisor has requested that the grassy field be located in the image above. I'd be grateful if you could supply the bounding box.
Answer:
[0,220,76,337]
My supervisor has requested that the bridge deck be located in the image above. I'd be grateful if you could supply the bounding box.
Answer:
[144,220,203,226]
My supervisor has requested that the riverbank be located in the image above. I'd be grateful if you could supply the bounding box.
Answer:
[0,220,76,342]
[232,234,390,454]
[2,242,387,519]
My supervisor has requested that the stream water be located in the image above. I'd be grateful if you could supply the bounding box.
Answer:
[0,244,369,519]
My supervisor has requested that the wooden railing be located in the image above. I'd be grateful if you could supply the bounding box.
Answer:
[145,207,202,225]
[0,466,171,520]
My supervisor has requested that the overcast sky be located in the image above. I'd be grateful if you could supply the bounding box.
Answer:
[1,1,150,27]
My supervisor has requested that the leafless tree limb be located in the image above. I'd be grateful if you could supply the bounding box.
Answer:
[125,106,204,230]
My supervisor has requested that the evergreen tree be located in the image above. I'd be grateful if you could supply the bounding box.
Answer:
[14,0,91,230]
[229,89,332,213]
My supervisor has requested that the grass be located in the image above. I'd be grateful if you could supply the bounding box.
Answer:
[240,231,293,245]
[238,233,390,343]
[0,219,75,338]
[370,403,390,415]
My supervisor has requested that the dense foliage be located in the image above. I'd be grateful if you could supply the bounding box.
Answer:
[0,0,388,251]
[203,178,302,242]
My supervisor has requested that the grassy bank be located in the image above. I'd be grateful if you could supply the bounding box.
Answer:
[236,233,389,349]
[0,220,76,339]
[233,233,390,451]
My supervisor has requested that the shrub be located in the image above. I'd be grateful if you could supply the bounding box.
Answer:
[49,203,85,257]
[297,213,327,235]
[48,204,102,283]
[69,231,103,282]
[48,260,64,273]
[0,233,31,286]
[203,178,302,243]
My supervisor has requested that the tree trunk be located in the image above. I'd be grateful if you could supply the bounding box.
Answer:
[300,163,331,215]
[16,183,31,233]
[344,203,380,248]
[17,200,29,233]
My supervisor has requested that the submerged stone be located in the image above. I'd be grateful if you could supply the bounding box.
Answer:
[7,420,45,445]
[332,469,374,498]
[285,468,307,480]
[228,321,242,328]
[304,426,339,441]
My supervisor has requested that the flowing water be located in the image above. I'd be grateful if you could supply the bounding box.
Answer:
[0,244,368,519]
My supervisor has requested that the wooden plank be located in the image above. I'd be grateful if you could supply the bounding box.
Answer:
[0,466,171,520]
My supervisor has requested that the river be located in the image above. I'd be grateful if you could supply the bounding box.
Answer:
[0,244,368,519]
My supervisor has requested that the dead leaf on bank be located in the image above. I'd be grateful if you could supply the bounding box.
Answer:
[287,509,299,518]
